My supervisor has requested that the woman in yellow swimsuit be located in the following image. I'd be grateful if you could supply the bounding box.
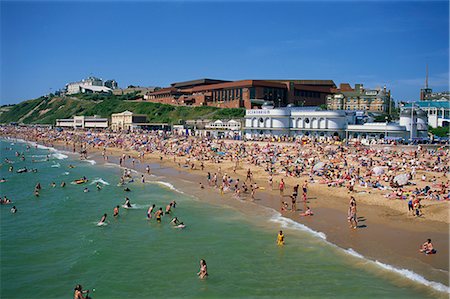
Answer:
[277,230,285,246]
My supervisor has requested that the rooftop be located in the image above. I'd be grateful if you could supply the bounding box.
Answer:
[171,78,230,88]
[403,101,449,109]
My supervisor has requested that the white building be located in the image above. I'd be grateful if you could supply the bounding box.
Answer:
[244,104,426,140]
[203,119,242,138]
[403,101,449,129]
[347,123,408,140]
[66,76,117,95]
[56,115,108,129]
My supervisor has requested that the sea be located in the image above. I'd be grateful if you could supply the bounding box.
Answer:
[0,138,448,299]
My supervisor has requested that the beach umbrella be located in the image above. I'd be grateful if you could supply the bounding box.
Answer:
[393,173,409,186]
[372,166,385,176]
[313,162,325,171]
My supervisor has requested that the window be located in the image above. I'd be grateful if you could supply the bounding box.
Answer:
[249,87,256,99]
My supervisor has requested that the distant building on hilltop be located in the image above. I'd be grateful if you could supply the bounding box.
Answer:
[144,78,336,109]
[326,83,391,113]
[114,86,160,97]
[65,76,118,95]
[104,79,118,90]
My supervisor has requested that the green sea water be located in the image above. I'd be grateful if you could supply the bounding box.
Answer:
[0,139,447,298]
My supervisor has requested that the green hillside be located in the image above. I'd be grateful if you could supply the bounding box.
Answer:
[0,94,245,125]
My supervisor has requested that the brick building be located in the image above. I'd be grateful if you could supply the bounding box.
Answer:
[145,78,336,109]
[326,83,391,113]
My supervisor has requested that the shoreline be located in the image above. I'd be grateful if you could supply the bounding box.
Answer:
[5,136,450,294]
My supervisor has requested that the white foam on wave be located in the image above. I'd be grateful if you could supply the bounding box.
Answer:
[341,247,450,294]
[374,260,450,294]
[344,248,365,259]
[52,152,68,160]
[90,178,110,185]
[51,163,61,168]
[83,160,96,165]
[122,204,144,209]
[62,172,70,175]
[36,144,54,151]
[269,212,327,240]
[148,181,184,194]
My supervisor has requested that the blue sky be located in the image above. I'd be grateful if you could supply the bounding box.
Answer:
[1,0,449,104]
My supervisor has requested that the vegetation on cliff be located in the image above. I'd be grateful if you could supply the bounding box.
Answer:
[0,94,245,124]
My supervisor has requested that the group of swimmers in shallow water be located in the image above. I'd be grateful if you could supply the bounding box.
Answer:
[97,196,185,229]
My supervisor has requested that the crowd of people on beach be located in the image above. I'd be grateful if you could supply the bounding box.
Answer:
[1,125,446,296]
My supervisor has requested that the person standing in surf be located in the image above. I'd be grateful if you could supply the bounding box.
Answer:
[197,259,208,279]
[155,208,163,223]
[277,230,285,245]
[147,204,155,219]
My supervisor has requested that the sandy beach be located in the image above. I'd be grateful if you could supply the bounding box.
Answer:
[3,127,449,289]
[55,139,449,287]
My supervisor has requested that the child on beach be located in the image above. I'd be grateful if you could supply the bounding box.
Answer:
[419,239,436,254]
[300,206,313,216]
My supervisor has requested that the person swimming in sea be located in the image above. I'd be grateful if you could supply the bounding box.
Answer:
[61,181,66,187]
[147,204,155,219]
[165,203,173,215]
[113,206,120,217]
[10,206,17,213]
[155,208,163,223]
[96,182,102,191]
[197,259,208,279]
[277,230,285,245]
[170,217,185,227]
[73,284,90,299]
[98,213,107,225]
[83,187,89,193]
[124,197,132,208]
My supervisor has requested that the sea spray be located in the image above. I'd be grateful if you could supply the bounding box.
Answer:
[52,153,68,160]
[147,181,184,194]
[90,178,110,186]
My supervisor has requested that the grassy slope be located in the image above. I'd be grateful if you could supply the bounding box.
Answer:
[0,94,245,124]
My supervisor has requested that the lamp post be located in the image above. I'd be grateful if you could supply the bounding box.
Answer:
[410,104,416,142]
[385,116,388,141]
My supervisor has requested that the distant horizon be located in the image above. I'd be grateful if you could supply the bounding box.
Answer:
[1,1,449,104]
